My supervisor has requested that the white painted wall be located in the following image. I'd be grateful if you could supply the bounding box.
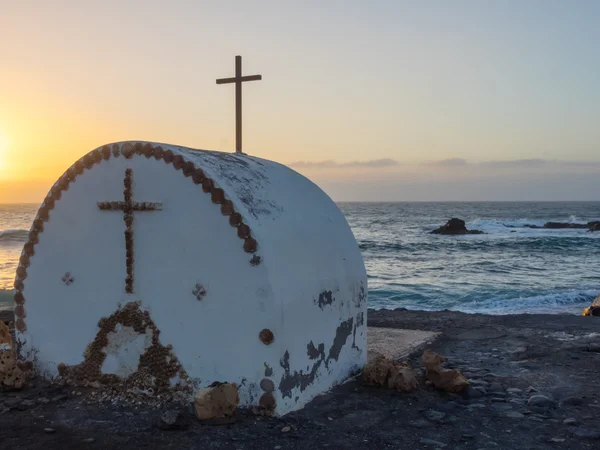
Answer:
[18,142,367,415]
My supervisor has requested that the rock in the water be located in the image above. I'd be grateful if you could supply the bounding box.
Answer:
[158,410,189,430]
[430,218,484,235]
[563,418,578,426]
[193,382,239,421]
[543,222,589,229]
[422,350,469,393]
[582,294,600,316]
[362,355,418,392]
[527,395,555,412]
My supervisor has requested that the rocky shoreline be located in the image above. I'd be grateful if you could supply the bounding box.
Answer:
[2,309,600,449]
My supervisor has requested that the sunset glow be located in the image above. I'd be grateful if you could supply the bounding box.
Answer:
[1,1,599,202]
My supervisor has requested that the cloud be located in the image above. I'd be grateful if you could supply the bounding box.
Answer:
[480,158,547,168]
[423,158,468,167]
[289,158,399,169]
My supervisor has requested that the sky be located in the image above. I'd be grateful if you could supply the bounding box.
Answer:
[0,0,599,202]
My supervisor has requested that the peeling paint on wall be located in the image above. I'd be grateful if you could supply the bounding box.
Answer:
[306,341,325,360]
[278,317,354,399]
[314,291,334,309]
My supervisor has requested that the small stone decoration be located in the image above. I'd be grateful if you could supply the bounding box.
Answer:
[62,272,74,286]
[193,284,207,301]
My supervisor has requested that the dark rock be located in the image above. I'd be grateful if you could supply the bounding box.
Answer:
[423,409,446,422]
[420,438,447,448]
[488,382,504,393]
[409,419,432,428]
[437,401,460,412]
[567,428,600,440]
[562,396,583,406]
[44,428,56,434]
[158,410,189,431]
[490,403,512,411]
[527,395,555,413]
[505,411,525,419]
[468,379,490,388]
[430,218,484,235]
[543,222,589,229]
[466,386,484,398]
[563,418,578,426]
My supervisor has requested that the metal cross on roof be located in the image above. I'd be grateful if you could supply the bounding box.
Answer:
[216,55,262,154]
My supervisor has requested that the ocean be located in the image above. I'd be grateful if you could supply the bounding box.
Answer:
[1,202,599,315]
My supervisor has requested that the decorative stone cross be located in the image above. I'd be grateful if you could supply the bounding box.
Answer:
[216,55,262,154]
[97,168,162,293]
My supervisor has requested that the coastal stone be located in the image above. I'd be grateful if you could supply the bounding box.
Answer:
[466,386,484,398]
[193,382,239,421]
[467,403,486,409]
[0,322,12,348]
[551,386,574,399]
[419,438,447,448]
[561,396,583,406]
[158,410,189,430]
[44,428,56,434]
[362,355,418,392]
[422,350,469,392]
[527,395,555,412]
[409,419,432,428]
[506,388,522,394]
[563,418,578,426]
[437,401,460,412]
[423,409,446,422]
[82,438,96,443]
[468,379,489,388]
[491,397,506,403]
[490,403,512,411]
[0,345,25,390]
[505,411,525,419]
[583,295,600,316]
[567,428,600,440]
[488,382,504,393]
[430,218,483,235]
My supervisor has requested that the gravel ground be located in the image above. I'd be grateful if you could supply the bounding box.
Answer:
[2,309,600,449]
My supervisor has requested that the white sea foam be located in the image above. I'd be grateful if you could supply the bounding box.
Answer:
[453,289,599,315]
[0,289,13,311]
[0,229,28,242]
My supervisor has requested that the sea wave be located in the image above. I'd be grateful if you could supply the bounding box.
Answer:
[466,218,600,236]
[0,229,28,243]
[452,289,598,315]
[0,289,13,311]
